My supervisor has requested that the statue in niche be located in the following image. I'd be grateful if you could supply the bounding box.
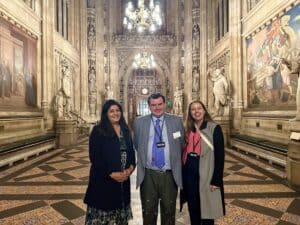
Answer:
[129,97,133,120]
[87,23,96,50]
[288,49,300,121]
[55,90,64,118]
[87,0,95,8]
[173,86,183,115]
[192,66,200,92]
[105,85,114,100]
[295,69,300,120]
[192,0,199,8]
[56,60,73,119]
[88,67,96,92]
[192,24,200,51]
[89,94,96,116]
[208,68,229,116]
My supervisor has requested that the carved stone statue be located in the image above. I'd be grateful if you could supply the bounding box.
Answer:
[87,0,95,8]
[209,68,229,116]
[89,94,96,116]
[55,90,64,118]
[192,24,200,51]
[173,86,183,115]
[296,71,300,120]
[88,67,96,92]
[192,67,200,92]
[289,49,300,120]
[192,0,199,8]
[87,23,96,50]
[105,85,114,100]
[57,61,73,119]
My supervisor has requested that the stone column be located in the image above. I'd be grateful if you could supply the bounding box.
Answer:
[96,0,105,114]
[57,0,63,34]
[79,0,89,119]
[63,0,67,38]
[183,0,193,106]
[287,121,300,191]
[199,0,208,105]
[108,0,118,100]
[87,0,97,117]
[191,1,200,100]
[41,0,55,122]
[229,0,243,131]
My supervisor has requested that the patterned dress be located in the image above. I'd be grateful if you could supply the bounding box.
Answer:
[85,132,133,225]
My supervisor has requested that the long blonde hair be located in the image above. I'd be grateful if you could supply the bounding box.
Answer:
[185,100,213,135]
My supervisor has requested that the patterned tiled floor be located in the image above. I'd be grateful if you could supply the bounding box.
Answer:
[0,139,299,225]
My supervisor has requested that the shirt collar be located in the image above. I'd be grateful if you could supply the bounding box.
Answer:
[151,115,164,122]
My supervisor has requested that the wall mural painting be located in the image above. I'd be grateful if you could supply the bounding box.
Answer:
[247,4,300,109]
[0,18,37,109]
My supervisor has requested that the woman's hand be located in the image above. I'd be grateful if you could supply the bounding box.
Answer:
[110,171,128,182]
[110,165,135,182]
[124,165,134,177]
[210,185,220,192]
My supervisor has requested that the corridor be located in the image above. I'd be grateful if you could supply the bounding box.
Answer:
[0,139,299,225]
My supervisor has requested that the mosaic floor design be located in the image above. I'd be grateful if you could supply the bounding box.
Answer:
[0,139,299,225]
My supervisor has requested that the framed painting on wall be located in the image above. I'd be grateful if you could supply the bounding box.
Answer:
[0,17,37,111]
[246,4,300,110]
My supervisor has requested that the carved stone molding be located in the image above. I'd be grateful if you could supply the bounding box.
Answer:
[112,34,177,47]
[0,11,38,39]
[86,0,97,116]
[208,50,230,72]
[179,0,185,89]
[192,4,200,94]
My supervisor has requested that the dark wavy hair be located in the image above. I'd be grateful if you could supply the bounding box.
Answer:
[147,93,166,105]
[98,99,129,137]
[186,100,213,135]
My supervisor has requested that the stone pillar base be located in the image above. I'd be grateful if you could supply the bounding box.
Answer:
[56,119,77,148]
[287,139,300,191]
[214,116,230,147]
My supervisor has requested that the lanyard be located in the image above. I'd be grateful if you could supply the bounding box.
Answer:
[151,117,165,142]
[192,132,200,152]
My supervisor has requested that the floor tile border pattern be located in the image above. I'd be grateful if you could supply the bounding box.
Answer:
[0,142,299,225]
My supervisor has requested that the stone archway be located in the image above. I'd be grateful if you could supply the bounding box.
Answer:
[119,50,171,125]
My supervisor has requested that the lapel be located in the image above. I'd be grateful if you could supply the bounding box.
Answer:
[141,115,151,160]
[165,114,175,158]
[199,122,214,156]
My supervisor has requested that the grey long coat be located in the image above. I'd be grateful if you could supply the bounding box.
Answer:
[199,121,225,219]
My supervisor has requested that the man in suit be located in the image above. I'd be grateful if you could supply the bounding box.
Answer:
[133,93,185,225]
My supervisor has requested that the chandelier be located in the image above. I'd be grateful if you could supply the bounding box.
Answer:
[123,0,162,33]
[133,51,156,69]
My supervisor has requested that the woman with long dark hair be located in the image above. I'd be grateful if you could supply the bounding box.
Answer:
[84,99,136,225]
[182,100,225,225]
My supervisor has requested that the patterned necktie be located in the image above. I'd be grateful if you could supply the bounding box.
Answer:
[152,119,165,169]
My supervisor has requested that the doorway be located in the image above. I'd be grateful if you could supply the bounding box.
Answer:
[127,68,162,126]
